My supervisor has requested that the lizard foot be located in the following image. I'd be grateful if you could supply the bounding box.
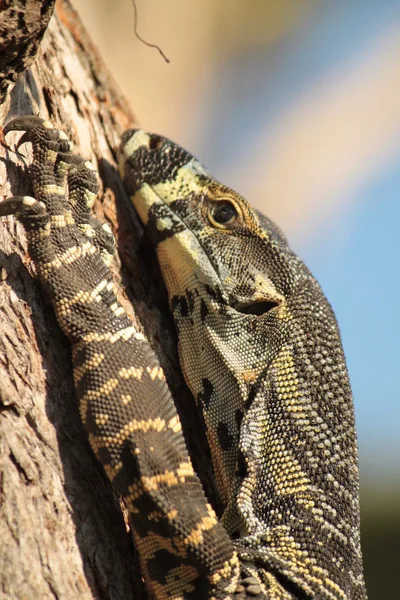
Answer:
[2,115,114,265]
[0,115,121,338]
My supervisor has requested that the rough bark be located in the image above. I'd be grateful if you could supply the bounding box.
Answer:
[0,0,56,102]
[0,1,213,598]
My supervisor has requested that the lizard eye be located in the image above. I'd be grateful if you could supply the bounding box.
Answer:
[208,200,239,228]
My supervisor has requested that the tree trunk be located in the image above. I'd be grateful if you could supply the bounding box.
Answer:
[0,2,211,598]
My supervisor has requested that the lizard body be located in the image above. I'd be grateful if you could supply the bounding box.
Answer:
[1,117,367,599]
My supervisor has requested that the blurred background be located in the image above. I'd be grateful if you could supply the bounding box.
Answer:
[73,1,400,596]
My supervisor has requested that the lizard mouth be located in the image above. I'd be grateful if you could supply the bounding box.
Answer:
[235,300,280,316]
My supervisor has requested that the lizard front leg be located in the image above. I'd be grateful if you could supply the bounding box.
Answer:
[1,116,245,600]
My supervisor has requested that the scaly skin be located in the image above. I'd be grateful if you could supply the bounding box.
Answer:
[118,129,368,599]
[1,117,367,599]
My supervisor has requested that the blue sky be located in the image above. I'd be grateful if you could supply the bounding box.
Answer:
[197,0,400,172]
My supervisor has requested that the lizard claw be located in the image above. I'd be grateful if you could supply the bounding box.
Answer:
[0,196,46,218]
[241,576,262,596]
[235,575,263,597]
[3,115,47,136]
[4,115,73,154]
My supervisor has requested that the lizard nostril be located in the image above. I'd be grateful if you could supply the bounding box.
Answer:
[148,135,163,151]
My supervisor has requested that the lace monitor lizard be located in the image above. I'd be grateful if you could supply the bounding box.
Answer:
[0,116,367,599]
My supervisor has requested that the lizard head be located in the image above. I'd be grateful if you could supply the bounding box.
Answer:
[118,129,299,317]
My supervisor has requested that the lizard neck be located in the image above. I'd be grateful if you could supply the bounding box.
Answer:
[171,282,285,528]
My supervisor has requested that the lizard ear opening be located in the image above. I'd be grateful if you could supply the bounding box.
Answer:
[237,299,280,316]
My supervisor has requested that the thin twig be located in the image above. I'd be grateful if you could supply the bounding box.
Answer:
[131,0,170,63]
